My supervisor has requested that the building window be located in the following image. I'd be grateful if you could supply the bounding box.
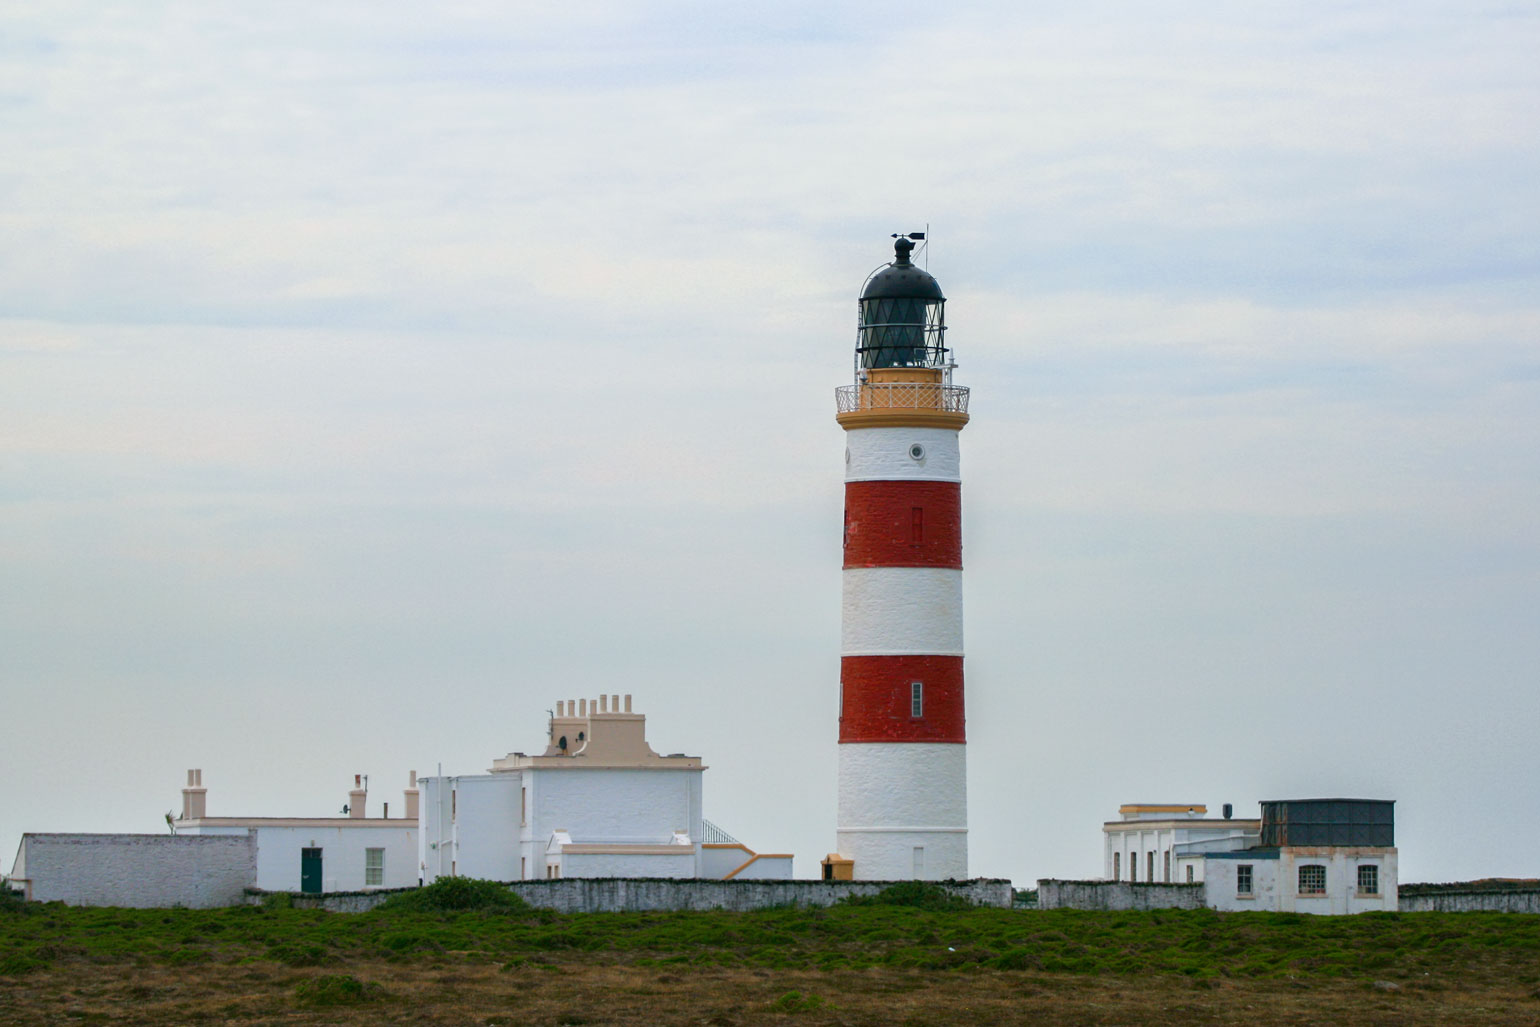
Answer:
[1163,850,1170,882]
[1357,864,1379,895]
[1130,855,1137,882]
[911,681,923,718]
[911,506,924,543]
[1299,864,1326,895]
[1113,852,1120,880]
[521,787,527,826]
[1236,864,1253,895]
[1186,865,1194,884]
[365,848,384,887]
[1147,851,1155,883]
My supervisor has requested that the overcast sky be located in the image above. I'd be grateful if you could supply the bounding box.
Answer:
[4,2,1538,887]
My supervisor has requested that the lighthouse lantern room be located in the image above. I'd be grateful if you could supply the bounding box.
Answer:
[829,235,970,881]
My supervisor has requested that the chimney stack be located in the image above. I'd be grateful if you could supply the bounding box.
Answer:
[349,774,367,819]
[404,770,420,822]
[180,768,207,820]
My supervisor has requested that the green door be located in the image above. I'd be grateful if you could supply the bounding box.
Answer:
[301,848,323,894]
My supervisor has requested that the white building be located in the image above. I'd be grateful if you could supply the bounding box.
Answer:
[1203,799,1398,914]
[1102,797,1398,914]
[420,694,791,881]
[173,768,420,893]
[7,769,420,906]
[1103,803,1261,885]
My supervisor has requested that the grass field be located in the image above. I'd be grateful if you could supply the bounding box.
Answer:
[3,882,1539,1025]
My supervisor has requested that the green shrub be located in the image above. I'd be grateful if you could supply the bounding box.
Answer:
[839,882,973,912]
[769,990,827,1012]
[374,878,530,914]
[0,954,46,976]
[293,973,383,1007]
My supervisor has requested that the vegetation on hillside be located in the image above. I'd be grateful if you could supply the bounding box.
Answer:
[3,892,1539,1024]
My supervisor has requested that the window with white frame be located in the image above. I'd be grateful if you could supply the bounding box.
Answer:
[365,848,384,887]
[1186,865,1194,884]
[1299,864,1326,895]
[1236,864,1253,895]
[910,681,923,718]
[1357,864,1379,895]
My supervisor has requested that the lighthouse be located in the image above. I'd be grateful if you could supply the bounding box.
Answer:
[830,235,970,881]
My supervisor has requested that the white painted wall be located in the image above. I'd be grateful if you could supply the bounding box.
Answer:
[526,766,702,874]
[841,567,964,655]
[1203,857,1281,911]
[837,743,967,880]
[424,766,705,883]
[1204,849,1397,913]
[13,833,255,908]
[561,851,697,878]
[454,775,522,882]
[1103,822,1259,884]
[1279,849,1398,914]
[238,825,416,892]
[845,427,961,482]
[700,845,754,878]
[729,855,794,880]
[420,775,453,882]
[418,774,521,884]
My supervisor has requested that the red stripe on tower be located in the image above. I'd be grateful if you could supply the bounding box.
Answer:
[843,480,961,569]
[839,654,965,742]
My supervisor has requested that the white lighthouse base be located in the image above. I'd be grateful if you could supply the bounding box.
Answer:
[836,743,968,880]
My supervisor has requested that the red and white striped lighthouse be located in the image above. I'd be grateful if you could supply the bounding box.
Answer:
[831,235,969,881]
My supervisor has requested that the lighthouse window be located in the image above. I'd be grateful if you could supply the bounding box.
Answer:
[908,443,926,461]
[911,507,923,543]
[910,681,923,717]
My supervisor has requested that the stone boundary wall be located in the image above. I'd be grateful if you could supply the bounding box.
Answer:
[1037,879,1206,911]
[250,878,1016,913]
[1398,886,1540,913]
[16,833,255,909]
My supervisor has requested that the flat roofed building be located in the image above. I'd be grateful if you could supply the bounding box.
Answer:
[1103,803,1261,885]
[1206,799,1397,915]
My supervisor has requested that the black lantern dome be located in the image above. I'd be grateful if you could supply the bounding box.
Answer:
[857,236,947,370]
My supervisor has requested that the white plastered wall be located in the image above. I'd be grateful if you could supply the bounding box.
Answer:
[1204,857,1282,912]
[1278,848,1398,914]
[845,427,961,482]
[841,567,963,655]
[247,825,416,892]
[837,743,966,880]
[561,851,697,878]
[418,774,520,884]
